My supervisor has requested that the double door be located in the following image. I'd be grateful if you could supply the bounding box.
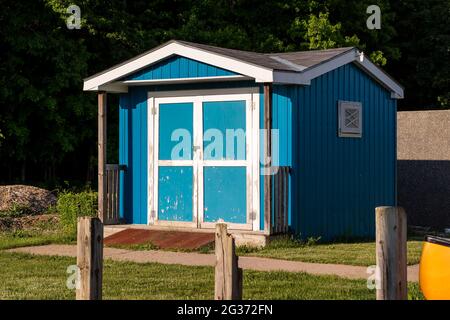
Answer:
[148,92,258,230]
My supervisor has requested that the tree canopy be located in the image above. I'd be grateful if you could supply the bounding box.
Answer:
[0,0,448,185]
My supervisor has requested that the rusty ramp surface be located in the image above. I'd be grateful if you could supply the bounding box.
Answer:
[104,229,214,250]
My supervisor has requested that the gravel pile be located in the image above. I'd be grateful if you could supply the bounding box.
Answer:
[0,185,57,215]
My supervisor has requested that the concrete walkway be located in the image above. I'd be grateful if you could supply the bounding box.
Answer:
[7,244,419,282]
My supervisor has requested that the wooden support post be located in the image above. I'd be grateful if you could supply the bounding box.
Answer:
[376,206,407,300]
[98,92,107,222]
[215,223,242,300]
[76,217,103,300]
[263,83,272,234]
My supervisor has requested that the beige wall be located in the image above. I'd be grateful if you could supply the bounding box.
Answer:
[397,110,450,229]
[397,110,450,160]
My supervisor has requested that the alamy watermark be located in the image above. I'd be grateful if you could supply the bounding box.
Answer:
[366,265,381,290]
[366,5,381,30]
[168,128,280,176]
[66,265,80,290]
[66,5,81,30]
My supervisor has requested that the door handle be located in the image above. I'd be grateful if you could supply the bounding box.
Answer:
[192,145,201,152]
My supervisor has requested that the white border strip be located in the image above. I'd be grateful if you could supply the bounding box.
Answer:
[84,42,272,90]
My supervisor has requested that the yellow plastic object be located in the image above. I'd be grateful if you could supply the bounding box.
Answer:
[419,236,450,300]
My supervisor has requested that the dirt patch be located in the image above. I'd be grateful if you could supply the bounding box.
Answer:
[0,185,56,215]
[0,214,59,232]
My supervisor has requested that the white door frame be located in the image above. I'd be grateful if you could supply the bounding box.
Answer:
[147,88,260,231]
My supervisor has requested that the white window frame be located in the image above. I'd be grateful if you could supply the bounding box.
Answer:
[338,100,362,138]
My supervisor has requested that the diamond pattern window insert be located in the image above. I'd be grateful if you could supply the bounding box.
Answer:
[338,101,362,137]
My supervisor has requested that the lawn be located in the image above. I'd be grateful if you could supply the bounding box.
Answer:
[0,252,423,300]
[237,236,424,266]
[106,236,423,267]
[0,213,75,250]
[0,231,73,251]
[0,227,423,267]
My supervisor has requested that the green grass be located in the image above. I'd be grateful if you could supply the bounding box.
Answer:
[108,242,159,251]
[0,213,75,250]
[106,241,215,254]
[0,231,74,251]
[1,227,423,267]
[237,236,423,266]
[106,236,423,267]
[0,251,395,300]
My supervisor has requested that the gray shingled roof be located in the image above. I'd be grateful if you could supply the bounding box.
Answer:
[177,40,354,71]
[84,40,356,81]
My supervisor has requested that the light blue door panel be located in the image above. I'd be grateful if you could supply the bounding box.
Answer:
[203,166,247,223]
[158,166,193,222]
[159,103,193,160]
[203,101,246,160]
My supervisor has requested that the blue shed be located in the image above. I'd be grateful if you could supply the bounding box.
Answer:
[83,40,404,243]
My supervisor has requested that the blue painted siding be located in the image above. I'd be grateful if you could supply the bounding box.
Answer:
[119,87,148,224]
[124,55,237,81]
[290,63,396,240]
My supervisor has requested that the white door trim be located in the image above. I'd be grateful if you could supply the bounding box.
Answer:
[147,89,260,231]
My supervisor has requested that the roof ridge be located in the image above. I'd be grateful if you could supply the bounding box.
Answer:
[267,47,355,56]
[175,40,269,56]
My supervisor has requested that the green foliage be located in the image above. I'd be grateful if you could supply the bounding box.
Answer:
[302,12,361,49]
[381,0,450,108]
[0,0,448,185]
[56,191,97,234]
[369,50,387,67]
[0,203,33,218]
[408,282,425,300]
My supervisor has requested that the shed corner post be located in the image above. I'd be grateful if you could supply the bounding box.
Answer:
[98,91,107,223]
[263,83,273,234]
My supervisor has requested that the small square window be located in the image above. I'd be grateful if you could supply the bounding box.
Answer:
[338,101,362,137]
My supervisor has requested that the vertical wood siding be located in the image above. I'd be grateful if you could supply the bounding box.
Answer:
[123,55,237,81]
[119,87,148,224]
[292,63,396,240]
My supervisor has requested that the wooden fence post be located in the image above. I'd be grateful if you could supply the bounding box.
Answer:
[215,223,242,300]
[76,217,103,300]
[375,206,407,300]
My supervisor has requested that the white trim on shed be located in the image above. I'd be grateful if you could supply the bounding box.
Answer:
[83,40,404,99]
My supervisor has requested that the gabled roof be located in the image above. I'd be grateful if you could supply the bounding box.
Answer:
[83,40,403,99]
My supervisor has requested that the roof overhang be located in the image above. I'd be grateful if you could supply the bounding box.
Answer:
[273,49,404,99]
[83,41,403,99]
[83,41,273,92]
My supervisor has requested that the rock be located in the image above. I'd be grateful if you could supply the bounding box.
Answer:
[0,185,57,215]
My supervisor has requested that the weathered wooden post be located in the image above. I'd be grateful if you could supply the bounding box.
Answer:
[214,223,242,300]
[76,216,103,300]
[375,206,407,300]
[98,92,107,223]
